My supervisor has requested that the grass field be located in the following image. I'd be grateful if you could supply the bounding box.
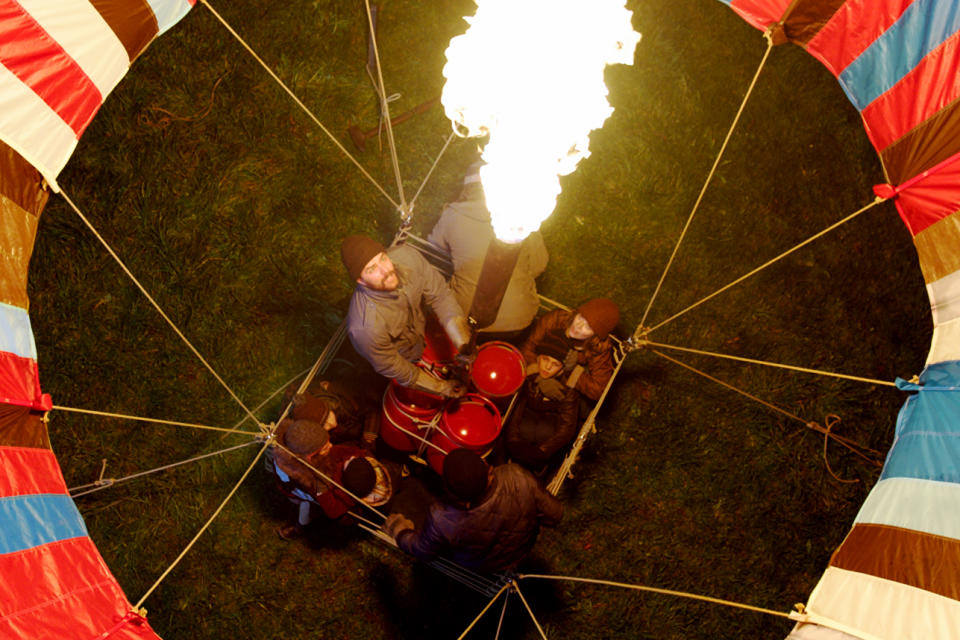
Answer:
[28,0,931,638]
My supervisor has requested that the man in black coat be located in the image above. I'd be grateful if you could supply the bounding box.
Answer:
[383,449,563,573]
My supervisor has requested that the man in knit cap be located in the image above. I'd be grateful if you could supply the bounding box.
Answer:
[383,449,563,572]
[519,298,620,401]
[341,234,471,398]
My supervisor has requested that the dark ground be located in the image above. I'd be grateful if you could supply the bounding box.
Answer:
[27,0,931,638]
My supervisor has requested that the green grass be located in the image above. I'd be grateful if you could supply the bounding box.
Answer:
[27,0,931,638]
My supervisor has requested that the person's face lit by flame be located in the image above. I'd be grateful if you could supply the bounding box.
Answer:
[566,313,594,341]
[537,354,564,379]
[357,252,399,291]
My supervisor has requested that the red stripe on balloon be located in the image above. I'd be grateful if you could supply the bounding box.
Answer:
[0,350,50,410]
[0,446,66,497]
[0,536,158,639]
[0,0,103,136]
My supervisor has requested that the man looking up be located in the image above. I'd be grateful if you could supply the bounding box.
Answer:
[341,235,470,398]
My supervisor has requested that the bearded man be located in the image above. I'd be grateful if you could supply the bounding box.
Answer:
[341,235,470,398]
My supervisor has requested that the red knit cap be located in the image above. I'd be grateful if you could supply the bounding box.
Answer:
[576,298,620,340]
[341,235,385,281]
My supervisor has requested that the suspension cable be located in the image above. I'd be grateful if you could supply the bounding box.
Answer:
[52,405,259,436]
[69,441,260,497]
[58,189,263,427]
[133,437,272,609]
[221,365,314,436]
[198,0,399,210]
[455,583,513,640]
[410,131,458,209]
[547,346,629,495]
[639,35,775,330]
[363,0,409,217]
[645,340,896,387]
[650,349,883,465]
[511,580,549,640]
[643,195,886,336]
[519,574,795,620]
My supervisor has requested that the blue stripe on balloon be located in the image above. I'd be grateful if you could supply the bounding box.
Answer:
[881,360,960,482]
[838,0,960,110]
[0,494,88,555]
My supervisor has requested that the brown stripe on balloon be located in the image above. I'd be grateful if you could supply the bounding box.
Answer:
[90,0,159,62]
[782,0,846,46]
[0,404,50,449]
[913,211,960,284]
[0,141,50,218]
[0,196,40,310]
[880,97,960,185]
[830,523,960,601]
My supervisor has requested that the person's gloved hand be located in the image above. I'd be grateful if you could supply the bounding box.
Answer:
[383,513,415,539]
[439,379,467,399]
[536,376,566,399]
[413,370,466,398]
[454,345,476,370]
[444,316,473,351]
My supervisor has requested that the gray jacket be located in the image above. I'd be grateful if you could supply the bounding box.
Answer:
[396,463,563,572]
[346,244,463,387]
[427,199,548,333]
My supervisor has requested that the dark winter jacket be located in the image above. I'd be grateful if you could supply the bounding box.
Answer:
[519,309,615,401]
[395,463,563,572]
[505,373,580,468]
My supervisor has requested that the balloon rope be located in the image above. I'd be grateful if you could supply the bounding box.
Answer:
[135,422,386,610]
[68,441,259,497]
[638,36,775,330]
[518,574,795,620]
[218,364,317,439]
[511,580,550,640]
[51,405,260,436]
[197,0,399,210]
[455,583,512,640]
[363,0,409,218]
[410,131,458,209]
[133,437,272,610]
[58,189,263,429]
[650,349,883,465]
[646,340,896,388]
[643,195,887,335]
[273,440,389,521]
[547,344,630,495]
[494,589,510,639]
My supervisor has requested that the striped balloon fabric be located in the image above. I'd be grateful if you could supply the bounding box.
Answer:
[1,1,194,638]
[0,0,195,190]
[717,1,960,638]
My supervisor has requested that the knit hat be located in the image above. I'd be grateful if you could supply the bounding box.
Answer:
[290,393,331,426]
[341,235,385,281]
[442,449,489,503]
[342,457,376,498]
[282,419,330,456]
[535,331,569,363]
[576,298,620,340]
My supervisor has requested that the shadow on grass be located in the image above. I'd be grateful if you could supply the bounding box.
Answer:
[369,555,568,640]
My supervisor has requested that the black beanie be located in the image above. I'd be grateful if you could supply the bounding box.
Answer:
[535,331,569,362]
[343,457,376,497]
[341,235,385,281]
[442,449,489,503]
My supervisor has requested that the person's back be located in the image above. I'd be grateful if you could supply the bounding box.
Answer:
[386,452,563,573]
[428,197,547,337]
